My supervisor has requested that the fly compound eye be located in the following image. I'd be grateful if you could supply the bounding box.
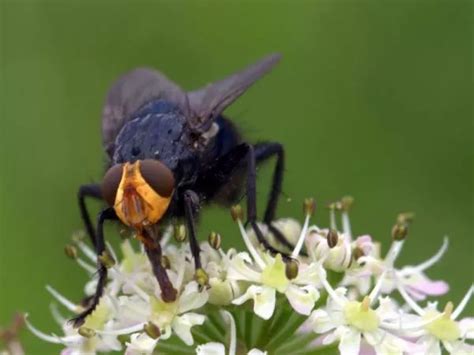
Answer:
[101,164,124,206]
[140,160,175,197]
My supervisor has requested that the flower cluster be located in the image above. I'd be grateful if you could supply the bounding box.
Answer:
[26,197,473,354]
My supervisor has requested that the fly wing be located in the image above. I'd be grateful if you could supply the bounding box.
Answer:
[101,68,187,157]
[187,53,281,132]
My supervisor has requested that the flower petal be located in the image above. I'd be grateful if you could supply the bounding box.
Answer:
[337,326,361,355]
[178,281,209,314]
[196,342,226,355]
[308,309,337,334]
[171,313,206,346]
[232,285,276,320]
[285,285,319,315]
[125,332,159,355]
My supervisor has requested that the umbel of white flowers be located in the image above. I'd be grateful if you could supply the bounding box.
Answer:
[26,197,473,355]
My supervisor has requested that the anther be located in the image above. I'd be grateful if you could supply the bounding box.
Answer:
[285,259,299,280]
[353,247,365,261]
[195,268,209,287]
[340,196,354,212]
[78,326,96,338]
[173,224,187,242]
[391,223,408,241]
[143,321,161,339]
[64,244,78,259]
[327,229,339,248]
[98,250,116,268]
[303,197,316,216]
[160,255,171,270]
[208,231,222,250]
[397,212,415,225]
[230,205,243,221]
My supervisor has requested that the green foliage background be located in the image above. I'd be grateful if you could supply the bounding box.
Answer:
[0,0,472,353]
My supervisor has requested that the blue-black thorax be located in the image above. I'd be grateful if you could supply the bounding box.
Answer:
[112,100,241,186]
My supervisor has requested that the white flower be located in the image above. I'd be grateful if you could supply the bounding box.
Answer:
[308,271,412,355]
[396,280,474,355]
[228,215,320,319]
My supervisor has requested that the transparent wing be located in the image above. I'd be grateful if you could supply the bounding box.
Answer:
[187,53,281,132]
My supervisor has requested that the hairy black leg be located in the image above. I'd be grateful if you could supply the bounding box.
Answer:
[253,142,294,251]
[183,190,202,270]
[78,184,102,247]
[245,144,288,257]
[142,229,177,302]
[71,208,116,328]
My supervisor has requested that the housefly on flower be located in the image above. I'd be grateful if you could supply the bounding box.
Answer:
[73,53,291,326]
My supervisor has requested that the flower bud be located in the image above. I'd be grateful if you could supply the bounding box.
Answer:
[98,250,115,268]
[285,259,299,280]
[208,231,222,250]
[143,322,161,339]
[160,255,171,270]
[64,244,78,259]
[303,197,316,216]
[195,268,209,287]
[78,327,96,338]
[327,229,339,248]
[230,205,243,221]
[173,224,187,242]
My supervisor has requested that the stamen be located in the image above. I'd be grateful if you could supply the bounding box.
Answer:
[395,276,425,316]
[341,212,352,241]
[369,271,386,304]
[329,204,337,230]
[291,207,312,258]
[96,323,146,336]
[452,285,474,320]
[78,327,96,338]
[64,244,78,259]
[317,264,344,307]
[74,240,97,263]
[76,258,96,274]
[384,240,405,267]
[143,322,161,339]
[220,311,236,355]
[45,285,80,313]
[49,304,66,326]
[236,219,266,270]
[409,237,449,274]
[24,316,61,344]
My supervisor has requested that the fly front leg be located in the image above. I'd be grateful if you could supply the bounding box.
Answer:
[77,184,103,247]
[71,207,117,328]
[142,229,178,302]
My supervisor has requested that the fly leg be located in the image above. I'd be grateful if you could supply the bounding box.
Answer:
[141,229,178,302]
[254,142,294,251]
[78,184,102,247]
[245,144,289,257]
[71,208,117,328]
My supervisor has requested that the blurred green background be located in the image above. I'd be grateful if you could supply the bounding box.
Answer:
[0,0,472,353]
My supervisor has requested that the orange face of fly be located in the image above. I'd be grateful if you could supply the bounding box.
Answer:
[101,160,175,228]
